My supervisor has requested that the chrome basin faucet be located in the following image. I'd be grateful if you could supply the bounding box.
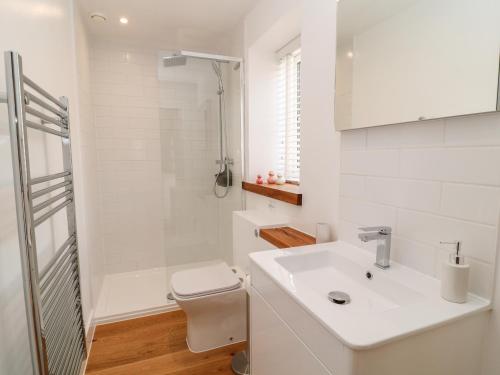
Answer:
[358,226,392,269]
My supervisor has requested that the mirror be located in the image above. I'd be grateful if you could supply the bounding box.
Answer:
[335,0,500,131]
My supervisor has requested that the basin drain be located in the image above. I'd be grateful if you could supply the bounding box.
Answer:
[328,291,351,305]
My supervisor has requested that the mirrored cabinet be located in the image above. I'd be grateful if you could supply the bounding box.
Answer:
[335,0,500,130]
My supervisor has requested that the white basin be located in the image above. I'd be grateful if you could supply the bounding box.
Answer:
[251,241,490,349]
[249,241,491,375]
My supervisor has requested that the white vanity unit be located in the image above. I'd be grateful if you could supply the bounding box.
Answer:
[249,242,491,375]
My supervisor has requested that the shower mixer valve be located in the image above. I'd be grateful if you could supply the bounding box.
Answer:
[216,157,234,166]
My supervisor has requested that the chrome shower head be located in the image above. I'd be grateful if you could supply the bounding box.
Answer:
[163,55,187,67]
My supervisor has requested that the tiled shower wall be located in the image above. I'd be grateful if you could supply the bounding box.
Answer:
[339,112,500,298]
[90,41,165,274]
[158,61,243,267]
[89,40,242,274]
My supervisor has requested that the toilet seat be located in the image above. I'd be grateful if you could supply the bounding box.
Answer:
[171,262,242,299]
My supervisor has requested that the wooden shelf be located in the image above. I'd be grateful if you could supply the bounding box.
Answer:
[242,181,302,206]
[259,227,316,249]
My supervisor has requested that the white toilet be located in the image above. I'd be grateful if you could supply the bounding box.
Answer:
[171,262,246,352]
[170,210,289,353]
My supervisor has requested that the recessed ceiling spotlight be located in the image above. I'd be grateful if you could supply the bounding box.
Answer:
[120,17,129,24]
[90,12,107,22]
[347,51,353,58]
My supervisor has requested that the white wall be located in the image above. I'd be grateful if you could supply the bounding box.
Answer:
[89,40,166,274]
[482,221,500,374]
[241,1,500,373]
[73,1,102,331]
[339,113,500,299]
[242,0,340,237]
[0,0,95,371]
[88,37,244,275]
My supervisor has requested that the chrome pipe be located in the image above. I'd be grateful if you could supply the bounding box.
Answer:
[40,249,76,297]
[41,264,78,314]
[33,190,72,214]
[30,171,71,185]
[45,298,80,357]
[41,267,78,314]
[43,281,79,337]
[5,50,48,375]
[41,262,78,309]
[52,336,83,375]
[26,106,67,129]
[39,235,75,280]
[65,340,84,375]
[67,346,84,375]
[33,198,72,227]
[46,310,79,356]
[23,75,67,110]
[25,92,67,119]
[47,318,81,373]
[32,180,71,199]
[25,119,69,138]
[44,294,80,340]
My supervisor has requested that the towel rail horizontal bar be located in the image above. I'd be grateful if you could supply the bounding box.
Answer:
[41,254,77,304]
[47,314,81,369]
[25,119,68,138]
[60,336,83,375]
[32,180,72,199]
[45,303,81,352]
[23,75,67,110]
[67,345,84,375]
[41,259,78,307]
[33,190,73,214]
[51,329,83,375]
[39,235,76,280]
[43,280,80,335]
[44,286,79,338]
[25,92,67,119]
[43,285,79,335]
[26,106,67,129]
[40,250,76,298]
[43,278,79,335]
[34,198,72,227]
[30,171,71,185]
[45,294,79,349]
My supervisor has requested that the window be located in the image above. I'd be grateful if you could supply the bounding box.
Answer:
[276,48,301,183]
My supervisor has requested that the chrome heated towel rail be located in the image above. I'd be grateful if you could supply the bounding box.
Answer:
[4,51,86,375]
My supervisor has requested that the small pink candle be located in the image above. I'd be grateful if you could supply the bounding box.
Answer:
[267,171,277,184]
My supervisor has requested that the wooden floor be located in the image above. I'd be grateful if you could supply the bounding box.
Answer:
[85,310,245,375]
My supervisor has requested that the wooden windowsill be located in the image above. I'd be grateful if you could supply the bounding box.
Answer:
[241,181,302,206]
[259,226,316,249]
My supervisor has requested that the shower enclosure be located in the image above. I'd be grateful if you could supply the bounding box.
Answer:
[94,49,245,321]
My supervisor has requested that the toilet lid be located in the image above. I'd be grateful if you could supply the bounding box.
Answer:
[171,262,241,298]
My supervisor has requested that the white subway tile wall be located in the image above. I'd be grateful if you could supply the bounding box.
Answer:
[90,43,166,274]
[339,113,500,298]
[89,41,242,274]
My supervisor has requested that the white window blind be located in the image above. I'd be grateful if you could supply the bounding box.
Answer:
[276,48,301,183]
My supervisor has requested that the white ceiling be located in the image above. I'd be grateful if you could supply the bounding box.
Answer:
[79,0,256,47]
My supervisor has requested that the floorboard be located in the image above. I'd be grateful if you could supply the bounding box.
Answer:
[85,310,245,375]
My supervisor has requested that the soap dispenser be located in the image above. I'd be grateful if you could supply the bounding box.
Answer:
[440,241,469,303]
